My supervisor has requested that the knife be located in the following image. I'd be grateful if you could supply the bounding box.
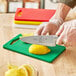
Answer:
[20,35,58,46]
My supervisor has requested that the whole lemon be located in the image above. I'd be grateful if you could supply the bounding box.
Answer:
[29,44,51,55]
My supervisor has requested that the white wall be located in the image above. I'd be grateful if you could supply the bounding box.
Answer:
[45,0,58,9]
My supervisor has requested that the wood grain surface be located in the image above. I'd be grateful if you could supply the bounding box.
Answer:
[0,14,76,76]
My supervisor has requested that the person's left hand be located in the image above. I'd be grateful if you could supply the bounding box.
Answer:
[56,20,76,47]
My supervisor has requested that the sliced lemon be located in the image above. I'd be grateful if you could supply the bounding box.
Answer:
[5,68,18,76]
[29,44,51,55]
[8,64,18,69]
[5,65,28,76]
[18,67,28,76]
[22,65,37,76]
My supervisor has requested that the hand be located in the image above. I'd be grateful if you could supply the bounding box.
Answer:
[56,20,76,47]
[35,17,64,35]
[35,22,59,35]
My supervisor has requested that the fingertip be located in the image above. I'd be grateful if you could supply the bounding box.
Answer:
[56,25,64,36]
[56,38,62,45]
[56,31,60,36]
[41,32,47,35]
[56,32,65,45]
[41,27,48,35]
[35,26,44,35]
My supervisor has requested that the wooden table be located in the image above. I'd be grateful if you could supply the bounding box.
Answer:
[0,14,76,76]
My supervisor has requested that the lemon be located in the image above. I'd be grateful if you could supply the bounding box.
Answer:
[20,33,34,39]
[5,64,18,76]
[29,44,51,55]
[22,33,34,37]
[5,65,28,76]
[5,68,18,76]
[5,64,37,76]
[22,65,37,76]
[8,64,18,69]
[17,67,28,76]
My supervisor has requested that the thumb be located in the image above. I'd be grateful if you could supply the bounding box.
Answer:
[56,31,65,45]
[56,25,64,36]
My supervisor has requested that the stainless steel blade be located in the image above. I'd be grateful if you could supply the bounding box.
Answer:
[20,35,58,46]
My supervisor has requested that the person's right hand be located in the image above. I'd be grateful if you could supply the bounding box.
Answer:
[35,22,60,35]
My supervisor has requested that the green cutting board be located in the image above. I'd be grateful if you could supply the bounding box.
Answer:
[3,34,66,63]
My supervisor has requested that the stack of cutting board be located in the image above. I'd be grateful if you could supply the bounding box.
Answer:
[14,8,56,28]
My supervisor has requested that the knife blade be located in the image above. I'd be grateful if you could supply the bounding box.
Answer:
[20,35,58,46]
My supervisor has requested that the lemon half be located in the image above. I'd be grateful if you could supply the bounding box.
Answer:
[29,44,51,55]
[5,64,37,76]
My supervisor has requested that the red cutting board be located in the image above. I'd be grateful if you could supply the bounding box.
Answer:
[15,8,56,22]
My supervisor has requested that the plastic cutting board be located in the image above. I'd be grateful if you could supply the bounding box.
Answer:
[3,34,66,63]
[14,20,42,25]
[15,8,56,22]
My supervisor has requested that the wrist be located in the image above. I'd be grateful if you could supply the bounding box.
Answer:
[49,18,64,26]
